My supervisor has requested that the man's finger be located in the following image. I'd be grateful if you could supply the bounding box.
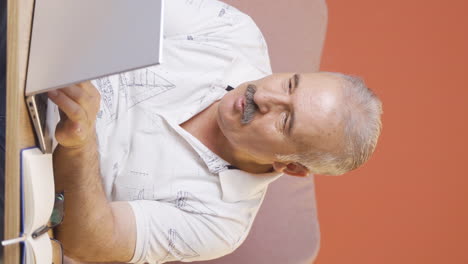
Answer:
[66,82,101,114]
[59,84,91,108]
[58,108,67,122]
[77,81,101,99]
[48,90,87,123]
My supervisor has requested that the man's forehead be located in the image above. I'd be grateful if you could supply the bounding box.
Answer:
[295,72,343,115]
[291,72,344,150]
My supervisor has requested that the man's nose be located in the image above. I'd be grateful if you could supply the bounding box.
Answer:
[254,90,289,114]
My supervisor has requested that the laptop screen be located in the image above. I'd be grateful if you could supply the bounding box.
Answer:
[25,0,164,95]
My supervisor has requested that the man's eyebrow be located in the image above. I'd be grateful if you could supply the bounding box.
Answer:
[287,74,301,136]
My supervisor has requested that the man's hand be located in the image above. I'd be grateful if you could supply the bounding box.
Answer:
[47,81,100,148]
[50,81,136,262]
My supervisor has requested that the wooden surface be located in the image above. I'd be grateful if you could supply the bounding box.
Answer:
[4,0,36,262]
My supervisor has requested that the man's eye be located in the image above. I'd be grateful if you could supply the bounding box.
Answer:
[288,79,292,93]
[283,113,289,130]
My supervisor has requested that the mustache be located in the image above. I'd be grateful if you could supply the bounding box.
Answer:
[241,84,258,124]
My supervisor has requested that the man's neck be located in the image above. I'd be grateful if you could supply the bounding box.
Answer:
[181,102,273,174]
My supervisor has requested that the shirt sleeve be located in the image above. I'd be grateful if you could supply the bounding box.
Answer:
[128,199,248,263]
[164,0,237,38]
[164,0,272,74]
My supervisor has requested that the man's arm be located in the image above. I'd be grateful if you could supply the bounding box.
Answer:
[49,82,136,262]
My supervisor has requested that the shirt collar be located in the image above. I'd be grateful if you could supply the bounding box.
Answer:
[171,122,284,203]
[219,169,283,202]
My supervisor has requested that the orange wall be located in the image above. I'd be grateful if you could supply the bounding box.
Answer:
[315,0,468,263]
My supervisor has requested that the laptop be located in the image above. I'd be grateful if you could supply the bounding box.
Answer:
[25,0,164,153]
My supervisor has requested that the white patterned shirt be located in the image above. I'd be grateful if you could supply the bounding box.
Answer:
[92,0,281,263]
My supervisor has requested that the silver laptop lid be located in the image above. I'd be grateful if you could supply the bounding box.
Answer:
[25,0,164,95]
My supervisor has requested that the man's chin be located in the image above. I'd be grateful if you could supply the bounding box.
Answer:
[216,106,233,135]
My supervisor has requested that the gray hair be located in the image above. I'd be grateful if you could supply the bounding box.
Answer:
[277,72,383,176]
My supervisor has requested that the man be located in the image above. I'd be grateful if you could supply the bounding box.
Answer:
[48,0,382,263]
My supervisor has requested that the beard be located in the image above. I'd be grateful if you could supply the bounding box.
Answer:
[241,84,258,124]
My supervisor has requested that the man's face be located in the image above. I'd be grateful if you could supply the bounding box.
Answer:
[216,72,345,166]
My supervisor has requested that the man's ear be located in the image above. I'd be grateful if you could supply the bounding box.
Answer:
[273,162,309,177]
